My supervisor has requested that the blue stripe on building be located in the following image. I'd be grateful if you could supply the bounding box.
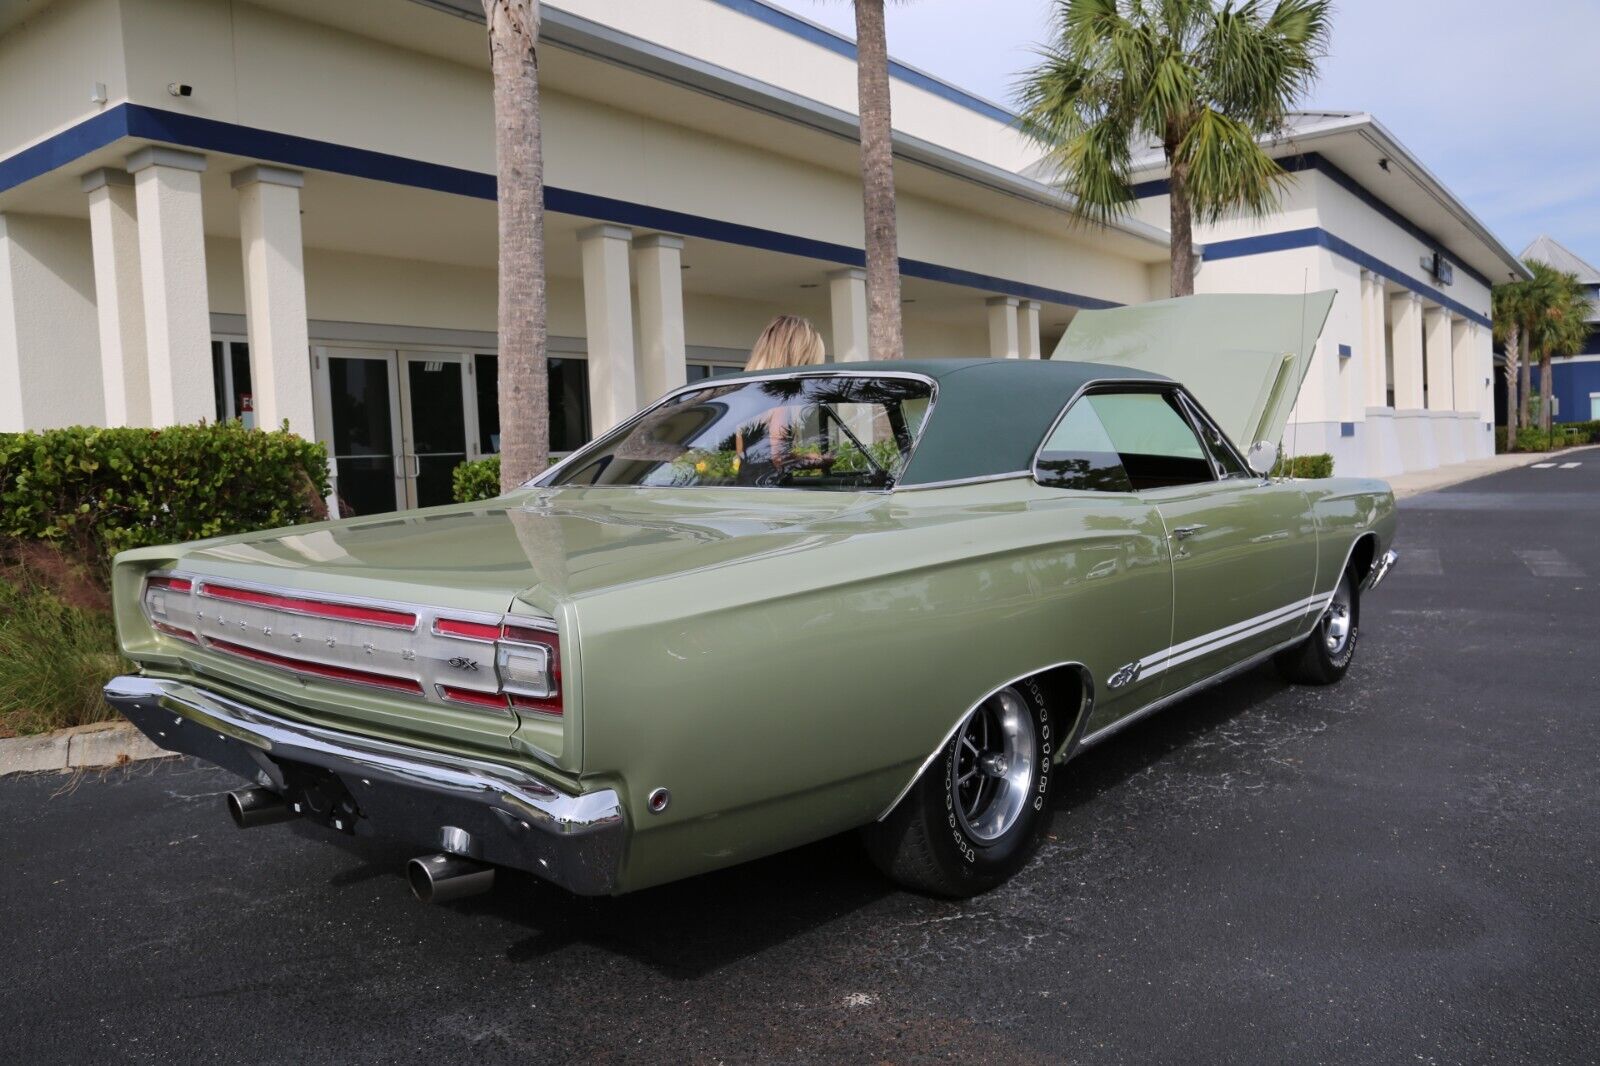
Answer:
[1202,227,1492,328]
[0,104,1115,311]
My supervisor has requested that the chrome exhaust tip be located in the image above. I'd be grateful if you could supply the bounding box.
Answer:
[407,853,495,904]
[226,787,296,829]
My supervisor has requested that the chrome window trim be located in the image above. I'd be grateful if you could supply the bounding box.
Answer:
[532,369,941,492]
[894,470,1031,492]
[1029,378,1219,492]
[1174,389,1261,484]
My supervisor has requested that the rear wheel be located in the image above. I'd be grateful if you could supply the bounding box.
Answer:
[862,680,1055,898]
[1275,568,1359,685]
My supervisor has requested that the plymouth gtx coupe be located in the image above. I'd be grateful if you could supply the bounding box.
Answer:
[105,293,1397,901]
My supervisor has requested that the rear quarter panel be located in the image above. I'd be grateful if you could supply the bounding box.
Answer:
[573,480,1173,891]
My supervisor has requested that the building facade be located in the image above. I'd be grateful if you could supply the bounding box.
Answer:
[0,0,1529,513]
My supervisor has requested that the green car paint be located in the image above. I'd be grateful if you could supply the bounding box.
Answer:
[108,300,1396,895]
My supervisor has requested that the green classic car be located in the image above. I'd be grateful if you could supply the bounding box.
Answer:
[105,293,1397,901]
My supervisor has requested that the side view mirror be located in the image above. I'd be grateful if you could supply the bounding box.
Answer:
[1246,441,1277,477]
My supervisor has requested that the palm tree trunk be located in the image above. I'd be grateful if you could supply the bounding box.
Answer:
[1540,351,1554,433]
[853,0,904,360]
[1168,159,1196,297]
[1503,322,1520,448]
[484,0,549,490]
[1518,315,1533,430]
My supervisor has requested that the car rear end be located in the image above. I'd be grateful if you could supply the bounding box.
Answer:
[105,543,624,897]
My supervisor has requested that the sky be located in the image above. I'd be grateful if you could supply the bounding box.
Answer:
[770,0,1600,271]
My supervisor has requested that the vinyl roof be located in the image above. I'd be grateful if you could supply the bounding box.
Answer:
[714,359,1168,487]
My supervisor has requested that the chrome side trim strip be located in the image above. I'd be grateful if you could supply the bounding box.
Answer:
[1075,632,1308,751]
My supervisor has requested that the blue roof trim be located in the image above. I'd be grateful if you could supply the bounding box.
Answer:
[1135,151,1493,290]
[1202,227,1491,327]
[0,103,1116,312]
[705,0,1018,126]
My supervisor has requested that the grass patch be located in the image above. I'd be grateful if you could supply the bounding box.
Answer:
[0,544,125,737]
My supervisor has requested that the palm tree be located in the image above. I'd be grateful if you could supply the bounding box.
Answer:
[1018,0,1331,296]
[852,0,904,359]
[483,0,550,490]
[1525,262,1590,433]
[1491,284,1525,446]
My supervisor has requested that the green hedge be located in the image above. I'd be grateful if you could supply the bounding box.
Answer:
[1272,453,1333,479]
[453,456,503,503]
[1497,421,1600,453]
[0,423,330,563]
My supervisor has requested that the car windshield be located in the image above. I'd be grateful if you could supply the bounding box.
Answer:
[549,374,935,490]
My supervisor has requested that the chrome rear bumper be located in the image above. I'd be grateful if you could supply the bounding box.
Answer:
[1364,548,1399,592]
[103,675,625,896]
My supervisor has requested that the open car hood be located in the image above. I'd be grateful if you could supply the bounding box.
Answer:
[1052,291,1337,452]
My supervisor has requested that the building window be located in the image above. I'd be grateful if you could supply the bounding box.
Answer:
[686,362,743,382]
[473,353,592,456]
[211,339,254,425]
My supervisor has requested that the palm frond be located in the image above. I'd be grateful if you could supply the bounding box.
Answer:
[1173,107,1287,219]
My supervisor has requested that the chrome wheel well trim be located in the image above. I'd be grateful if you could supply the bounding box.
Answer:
[874,660,1095,822]
[1335,529,1384,593]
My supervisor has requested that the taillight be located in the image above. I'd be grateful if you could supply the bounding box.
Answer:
[434,617,563,717]
[142,573,199,643]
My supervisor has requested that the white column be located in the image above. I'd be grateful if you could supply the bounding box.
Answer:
[1362,271,1387,408]
[986,296,1020,359]
[1423,305,1453,411]
[82,168,149,427]
[1451,317,1477,413]
[1389,292,1424,410]
[232,165,313,437]
[1019,300,1042,360]
[631,233,686,404]
[127,146,213,426]
[578,224,637,433]
[828,268,868,362]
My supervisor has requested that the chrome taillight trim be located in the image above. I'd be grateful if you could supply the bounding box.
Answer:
[138,570,560,720]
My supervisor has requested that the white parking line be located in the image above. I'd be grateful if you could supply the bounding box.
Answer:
[1559,462,1582,469]
[1532,463,1556,468]
[1513,549,1586,579]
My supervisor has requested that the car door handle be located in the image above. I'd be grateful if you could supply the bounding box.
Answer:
[1170,524,1206,540]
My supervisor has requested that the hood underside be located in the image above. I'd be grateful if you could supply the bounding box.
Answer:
[1052,291,1337,451]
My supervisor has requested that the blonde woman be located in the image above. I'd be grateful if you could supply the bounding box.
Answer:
[739,315,831,479]
[745,314,826,372]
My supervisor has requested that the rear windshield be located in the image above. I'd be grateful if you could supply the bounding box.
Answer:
[549,375,935,490]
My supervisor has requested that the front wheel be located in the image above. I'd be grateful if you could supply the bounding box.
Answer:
[1275,568,1360,685]
[862,679,1055,898]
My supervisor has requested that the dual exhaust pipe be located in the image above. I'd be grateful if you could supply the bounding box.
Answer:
[224,787,495,903]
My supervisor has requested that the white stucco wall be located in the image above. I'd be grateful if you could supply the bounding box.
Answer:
[0,213,105,430]
[0,0,126,159]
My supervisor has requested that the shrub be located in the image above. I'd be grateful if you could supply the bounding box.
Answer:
[1272,453,1333,479]
[453,456,503,503]
[0,560,126,736]
[0,423,329,569]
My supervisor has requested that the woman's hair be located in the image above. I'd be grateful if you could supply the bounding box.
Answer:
[746,315,826,372]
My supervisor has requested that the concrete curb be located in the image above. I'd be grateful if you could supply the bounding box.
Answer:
[0,720,168,778]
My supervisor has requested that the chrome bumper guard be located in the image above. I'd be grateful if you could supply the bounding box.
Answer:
[1363,548,1399,592]
[103,675,625,896]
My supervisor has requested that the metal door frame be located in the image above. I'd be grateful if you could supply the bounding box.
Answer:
[395,349,481,510]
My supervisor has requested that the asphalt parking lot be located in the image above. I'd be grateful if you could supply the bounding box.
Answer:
[4,450,1598,1065]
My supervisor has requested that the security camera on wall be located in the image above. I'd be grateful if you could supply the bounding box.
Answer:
[167,82,193,97]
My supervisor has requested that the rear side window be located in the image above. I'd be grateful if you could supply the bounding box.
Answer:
[1035,399,1132,492]
[1036,388,1216,493]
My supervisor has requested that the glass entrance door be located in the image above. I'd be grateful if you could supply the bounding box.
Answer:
[397,352,476,509]
[323,350,403,517]
[316,348,480,516]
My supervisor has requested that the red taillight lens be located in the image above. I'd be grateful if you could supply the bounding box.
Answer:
[143,573,198,643]
[433,615,563,717]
